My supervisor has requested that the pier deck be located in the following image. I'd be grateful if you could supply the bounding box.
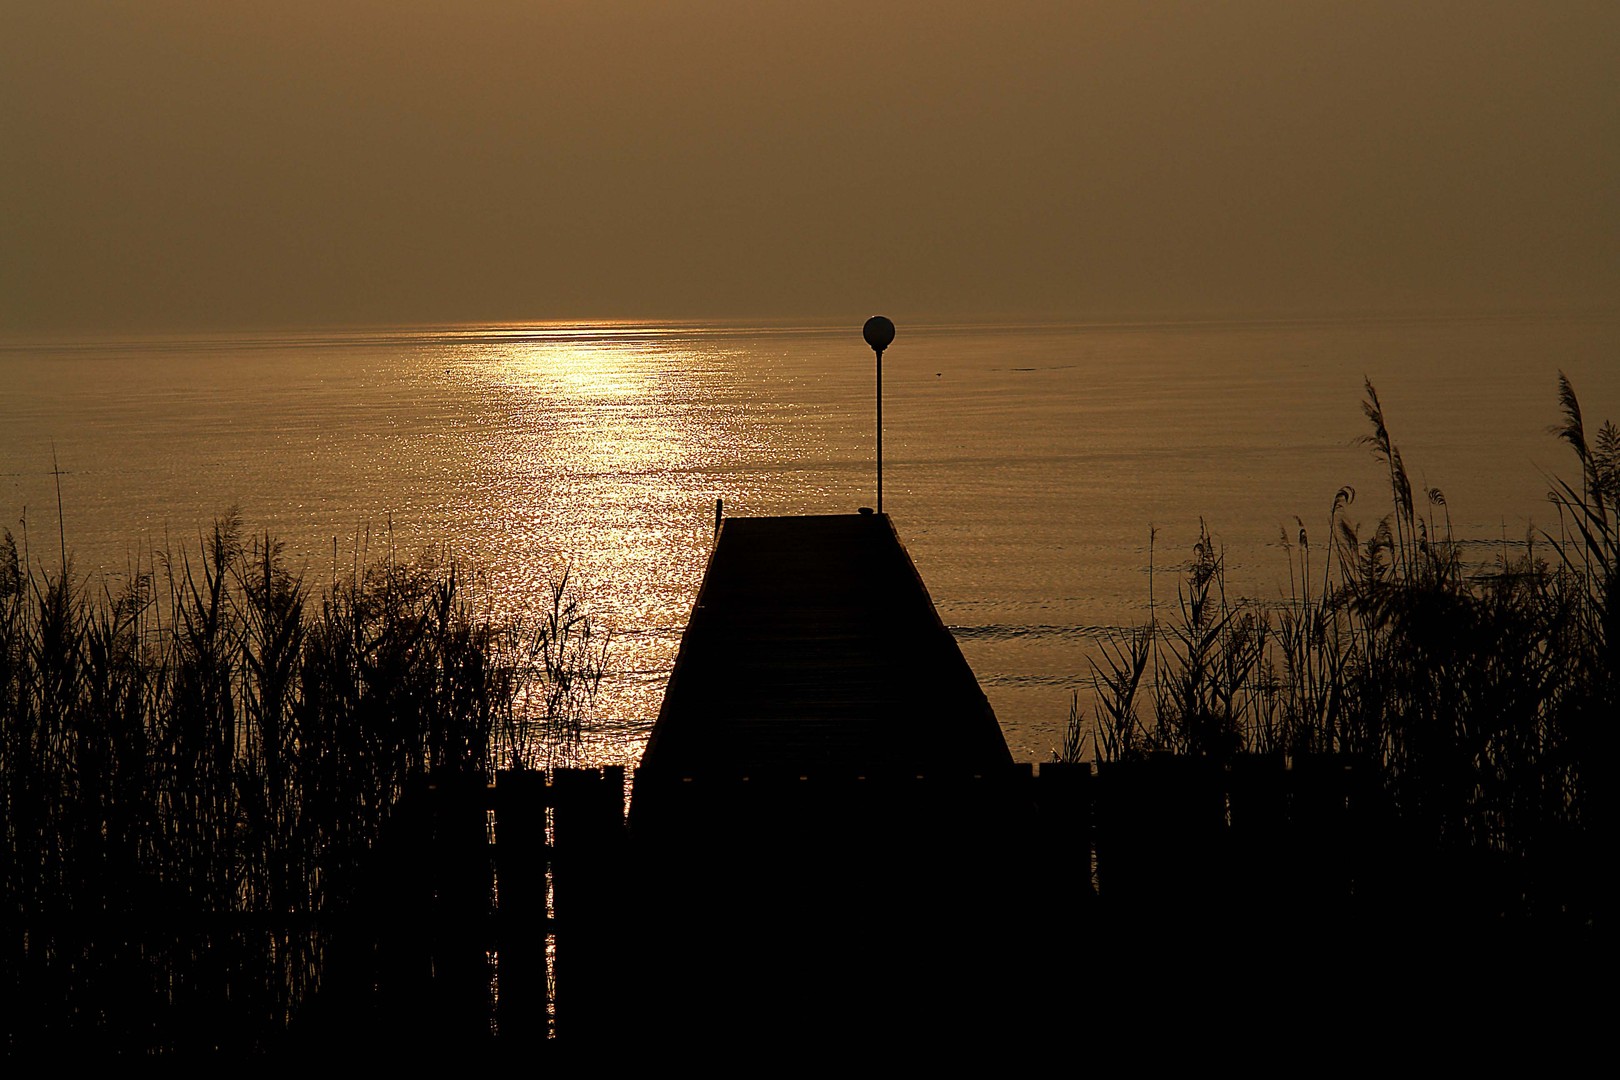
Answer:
[635,512,1013,781]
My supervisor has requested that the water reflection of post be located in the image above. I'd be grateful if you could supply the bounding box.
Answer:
[862,316,895,512]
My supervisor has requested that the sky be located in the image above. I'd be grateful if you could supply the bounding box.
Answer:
[3,1,1616,335]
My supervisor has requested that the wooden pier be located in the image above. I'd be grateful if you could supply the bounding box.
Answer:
[627,513,1037,1042]
[634,512,1013,788]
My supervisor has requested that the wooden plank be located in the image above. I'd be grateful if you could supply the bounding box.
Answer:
[494,769,550,1044]
[551,767,627,1042]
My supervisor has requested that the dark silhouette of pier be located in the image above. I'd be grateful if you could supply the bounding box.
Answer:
[634,512,1013,785]
[627,512,1034,1044]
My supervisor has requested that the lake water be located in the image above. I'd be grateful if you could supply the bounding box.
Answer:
[3,312,1616,763]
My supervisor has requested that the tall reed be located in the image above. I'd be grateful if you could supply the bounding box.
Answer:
[0,514,605,1053]
[1066,376,1608,925]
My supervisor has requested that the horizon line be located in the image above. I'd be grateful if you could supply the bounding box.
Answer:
[5,301,1618,353]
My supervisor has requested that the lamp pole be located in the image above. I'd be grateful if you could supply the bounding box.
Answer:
[862,316,895,513]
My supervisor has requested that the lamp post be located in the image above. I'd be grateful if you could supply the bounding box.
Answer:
[862,315,895,513]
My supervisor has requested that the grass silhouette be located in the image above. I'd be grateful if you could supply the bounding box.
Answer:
[1062,374,1609,927]
[1,516,604,1053]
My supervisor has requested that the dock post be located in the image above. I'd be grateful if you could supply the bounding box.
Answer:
[495,769,550,1045]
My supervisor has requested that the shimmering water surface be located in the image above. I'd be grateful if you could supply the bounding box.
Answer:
[3,314,1616,762]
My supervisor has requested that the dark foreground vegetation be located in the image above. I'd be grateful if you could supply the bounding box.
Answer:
[2,376,1608,1054]
[1063,374,1610,929]
[1,517,604,1054]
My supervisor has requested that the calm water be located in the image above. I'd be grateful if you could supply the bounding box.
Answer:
[3,313,1616,762]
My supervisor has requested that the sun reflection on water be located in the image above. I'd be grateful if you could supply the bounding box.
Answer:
[442,328,818,756]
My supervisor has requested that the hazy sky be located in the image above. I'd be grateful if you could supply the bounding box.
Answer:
[4,1,1615,334]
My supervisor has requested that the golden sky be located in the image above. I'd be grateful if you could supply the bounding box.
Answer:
[4,1,1615,333]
